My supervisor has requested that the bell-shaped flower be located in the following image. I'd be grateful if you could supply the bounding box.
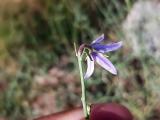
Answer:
[83,34,122,79]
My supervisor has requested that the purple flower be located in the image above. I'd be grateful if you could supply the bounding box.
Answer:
[82,34,122,79]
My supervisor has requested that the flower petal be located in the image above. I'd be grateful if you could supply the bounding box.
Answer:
[84,56,95,79]
[92,41,122,53]
[91,52,117,75]
[91,34,104,45]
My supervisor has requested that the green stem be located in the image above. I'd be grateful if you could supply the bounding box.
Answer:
[77,55,89,119]
[125,0,131,11]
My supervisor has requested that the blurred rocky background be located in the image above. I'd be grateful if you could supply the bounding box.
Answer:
[0,0,160,120]
[123,0,160,60]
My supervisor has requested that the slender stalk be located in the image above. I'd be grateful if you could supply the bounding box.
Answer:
[77,55,89,119]
[125,0,131,11]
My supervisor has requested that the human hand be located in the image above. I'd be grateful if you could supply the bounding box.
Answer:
[34,103,133,120]
[34,107,84,120]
